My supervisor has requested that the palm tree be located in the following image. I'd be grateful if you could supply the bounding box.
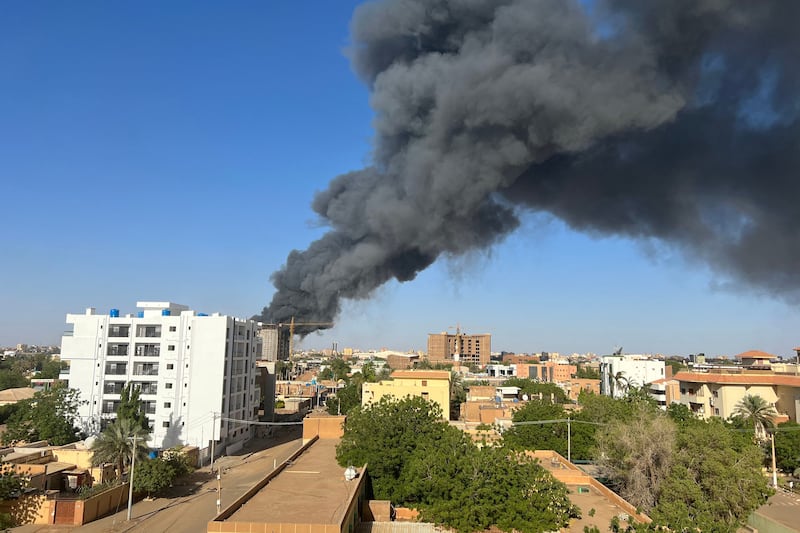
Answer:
[609,371,629,398]
[90,418,150,477]
[733,394,777,441]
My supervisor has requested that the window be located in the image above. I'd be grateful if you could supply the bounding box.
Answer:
[421,380,428,386]
[166,363,174,370]
[169,326,176,332]
[714,408,720,416]
[162,421,170,428]
[164,402,171,408]
[165,383,173,389]
[168,345,175,351]
[712,390,719,398]
[136,325,162,338]
[108,325,130,338]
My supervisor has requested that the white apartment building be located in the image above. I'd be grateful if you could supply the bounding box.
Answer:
[59,301,261,457]
[600,354,666,398]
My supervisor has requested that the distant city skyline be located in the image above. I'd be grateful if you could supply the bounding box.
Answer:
[2,2,798,358]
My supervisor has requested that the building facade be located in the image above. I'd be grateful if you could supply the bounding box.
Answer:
[256,324,290,361]
[427,332,491,367]
[362,370,451,418]
[60,302,261,454]
[674,369,800,421]
[600,355,665,398]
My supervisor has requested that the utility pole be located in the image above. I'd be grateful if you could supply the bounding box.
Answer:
[770,432,778,489]
[126,434,137,521]
[210,412,218,474]
[216,470,222,514]
[567,418,572,463]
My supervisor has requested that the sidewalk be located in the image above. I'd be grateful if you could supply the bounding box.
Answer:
[10,426,303,533]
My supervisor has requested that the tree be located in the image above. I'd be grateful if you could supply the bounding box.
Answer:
[133,458,176,497]
[503,400,568,454]
[449,371,466,420]
[336,396,445,501]
[2,386,83,445]
[326,383,361,416]
[90,418,150,477]
[732,394,777,441]
[609,371,629,397]
[402,436,578,533]
[337,395,577,533]
[774,422,800,473]
[117,383,149,432]
[651,417,770,531]
[0,369,28,391]
[329,358,351,382]
[502,378,568,403]
[575,365,600,379]
[594,406,675,513]
[0,460,25,499]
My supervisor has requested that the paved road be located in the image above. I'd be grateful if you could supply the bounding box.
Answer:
[12,426,303,533]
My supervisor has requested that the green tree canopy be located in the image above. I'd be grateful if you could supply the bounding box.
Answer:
[774,421,800,473]
[326,382,361,416]
[117,383,149,432]
[650,417,770,531]
[503,400,568,453]
[2,386,82,445]
[336,396,445,502]
[502,378,568,403]
[732,394,777,441]
[90,417,150,476]
[337,395,577,533]
[133,458,176,497]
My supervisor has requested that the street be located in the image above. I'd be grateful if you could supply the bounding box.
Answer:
[12,426,303,533]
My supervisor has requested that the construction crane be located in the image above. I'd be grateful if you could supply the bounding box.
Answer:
[277,317,334,357]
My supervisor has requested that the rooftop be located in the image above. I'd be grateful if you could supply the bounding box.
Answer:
[674,371,800,386]
[222,439,364,525]
[390,370,451,380]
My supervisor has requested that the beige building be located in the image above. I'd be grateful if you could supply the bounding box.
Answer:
[208,415,367,533]
[674,351,800,421]
[362,370,451,418]
[427,331,491,366]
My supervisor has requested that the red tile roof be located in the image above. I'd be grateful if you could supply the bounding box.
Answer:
[674,371,800,386]
[735,350,777,360]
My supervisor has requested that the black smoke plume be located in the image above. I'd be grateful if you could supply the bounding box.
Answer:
[260,0,800,334]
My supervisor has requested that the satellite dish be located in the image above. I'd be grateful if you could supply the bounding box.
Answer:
[344,465,357,481]
[522,394,529,401]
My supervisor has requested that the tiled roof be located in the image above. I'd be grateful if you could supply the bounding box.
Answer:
[0,387,35,403]
[674,371,800,386]
[735,350,777,360]
[391,370,451,380]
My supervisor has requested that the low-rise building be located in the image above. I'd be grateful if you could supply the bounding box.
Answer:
[362,370,451,418]
[600,355,665,398]
[674,352,800,421]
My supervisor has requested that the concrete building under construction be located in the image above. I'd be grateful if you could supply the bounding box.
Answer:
[256,324,290,361]
[427,330,491,367]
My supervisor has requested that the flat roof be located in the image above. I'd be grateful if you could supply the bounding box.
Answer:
[674,371,800,386]
[391,370,451,380]
[224,439,363,525]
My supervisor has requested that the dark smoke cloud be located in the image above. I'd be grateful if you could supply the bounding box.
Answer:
[260,0,800,333]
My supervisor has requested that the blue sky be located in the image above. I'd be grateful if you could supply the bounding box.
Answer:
[1,1,797,357]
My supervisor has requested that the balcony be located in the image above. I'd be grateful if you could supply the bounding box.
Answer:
[103,382,126,394]
[107,344,128,356]
[136,325,161,338]
[133,364,159,376]
[108,325,130,338]
[132,382,158,395]
[135,344,160,357]
[104,364,127,376]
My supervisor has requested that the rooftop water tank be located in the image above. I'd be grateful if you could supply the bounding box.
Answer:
[109,309,119,318]
[161,309,170,316]
[137,311,144,318]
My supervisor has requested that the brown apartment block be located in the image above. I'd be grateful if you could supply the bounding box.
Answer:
[427,332,491,366]
[517,361,577,382]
